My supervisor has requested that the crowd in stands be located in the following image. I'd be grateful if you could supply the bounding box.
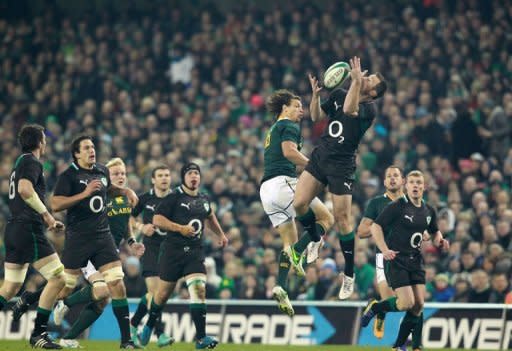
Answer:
[0,0,511,302]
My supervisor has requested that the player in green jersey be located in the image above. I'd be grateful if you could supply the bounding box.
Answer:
[357,166,404,339]
[260,89,334,316]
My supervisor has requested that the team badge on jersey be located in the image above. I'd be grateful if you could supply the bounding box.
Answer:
[101,177,108,187]
[204,203,210,212]
[426,216,431,225]
[115,196,124,204]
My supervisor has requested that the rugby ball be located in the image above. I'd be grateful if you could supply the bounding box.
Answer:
[323,61,351,89]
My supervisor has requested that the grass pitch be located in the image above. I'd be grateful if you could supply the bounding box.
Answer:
[0,340,483,350]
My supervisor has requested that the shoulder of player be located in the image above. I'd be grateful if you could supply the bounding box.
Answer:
[329,88,347,100]
[18,154,42,169]
[274,119,299,133]
[58,164,76,179]
[369,194,386,203]
[393,195,409,207]
[94,163,109,174]
[424,202,437,214]
[198,191,211,201]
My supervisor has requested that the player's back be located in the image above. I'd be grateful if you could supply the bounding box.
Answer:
[8,153,45,224]
[262,119,302,182]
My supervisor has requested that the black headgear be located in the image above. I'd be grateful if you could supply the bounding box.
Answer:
[181,162,201,186]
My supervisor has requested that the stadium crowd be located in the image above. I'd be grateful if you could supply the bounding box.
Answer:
[0,0,511,303]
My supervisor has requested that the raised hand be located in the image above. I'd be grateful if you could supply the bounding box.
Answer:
[349,56,367,83]
[309,74,322,95]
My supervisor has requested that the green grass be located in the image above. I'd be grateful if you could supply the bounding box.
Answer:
[0,340,482,351]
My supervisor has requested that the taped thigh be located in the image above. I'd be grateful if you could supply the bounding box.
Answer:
[4,266,28,283]
[38,259,65,281]
[102,265,124,283]
[186,275,206,303]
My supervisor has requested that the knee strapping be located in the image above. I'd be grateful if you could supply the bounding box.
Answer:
[102,266,124,283]
[65,273,79,289]
[38,260,65,281]
[4,267,28,283]
[186,276,206,303]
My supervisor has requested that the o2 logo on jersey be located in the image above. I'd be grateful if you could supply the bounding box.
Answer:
[89,195,104,213]
[189,219,203,238]
[410,232,423,249]
[328,120,345,144]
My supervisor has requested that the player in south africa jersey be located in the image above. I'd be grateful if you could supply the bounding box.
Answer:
[138,163,228,350]
[0,124,65,349]
[50,135,139,349]
[361,170,450,351]
[130,165,174,347]
[260,89,333,316]
[292,57,388,300]
[357,166,404,339]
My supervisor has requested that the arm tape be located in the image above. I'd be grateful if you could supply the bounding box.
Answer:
[24,192,48,214]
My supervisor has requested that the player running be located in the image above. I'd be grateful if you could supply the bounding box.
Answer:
[361,170,449,351]
[50,136,139,349]
[1,124,65,349]
[138,163,228,350]
[130,165,174,347]
[357,166,404,339]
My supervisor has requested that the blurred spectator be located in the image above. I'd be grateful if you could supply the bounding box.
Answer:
[489,272,511,303]
[468,270,491,303]
[432,274,455,302]
[0,0,511,301]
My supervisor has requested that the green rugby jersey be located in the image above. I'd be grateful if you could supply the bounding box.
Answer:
[107,194,132,247]
[363,193,392,253]
[262,118,303,183]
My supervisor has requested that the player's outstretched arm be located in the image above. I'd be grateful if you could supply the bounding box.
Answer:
[308,74,326,122]
[205,213,228,248]
[343,56,365,117]
[18,178,64,231]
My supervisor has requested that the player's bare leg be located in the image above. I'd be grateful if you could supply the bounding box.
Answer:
[331,193,356,299]
[291,171,325,268]
[307,198,334,264]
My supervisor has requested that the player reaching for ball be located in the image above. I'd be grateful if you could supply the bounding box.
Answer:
[289,56,387,299]
[260,89,334,316]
